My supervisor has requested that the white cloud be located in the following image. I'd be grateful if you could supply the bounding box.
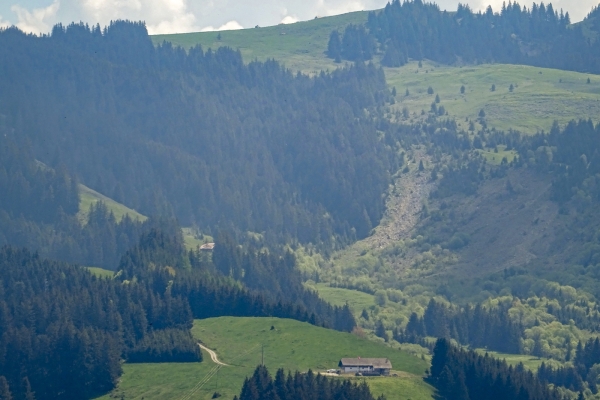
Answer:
[3,0,599,36]
[460,0,599,22]
[76,0,201,34]
[200,20,243,32]
[11,0,59,34]
[280,15,298,24]
[316,0,367,17]
[0,15,11,29]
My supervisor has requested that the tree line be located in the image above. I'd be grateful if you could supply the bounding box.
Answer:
[0,224,356,399]
[328,0,600,74]
[430,338,564,400]
[0,245,197,399]
[537,337,600,395]
[0,135,158,269]
[235,365,385,400]
[396,299,522,354]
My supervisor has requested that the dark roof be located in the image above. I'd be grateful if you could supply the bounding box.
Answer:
[339,358,392,369]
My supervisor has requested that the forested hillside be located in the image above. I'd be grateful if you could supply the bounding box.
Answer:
[0,135,156,268]
[0,21,393,251]
[329,0,600,74]
[0,225,357,398]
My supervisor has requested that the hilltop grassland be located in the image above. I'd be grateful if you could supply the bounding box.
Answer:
[99,317,434,400]
[153,14,600,135]
[387,61,600,134]
[151,11,367,75]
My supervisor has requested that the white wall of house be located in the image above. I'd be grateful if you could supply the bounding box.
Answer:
[343,366,373,373]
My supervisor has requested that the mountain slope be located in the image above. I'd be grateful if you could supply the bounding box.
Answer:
[155,7,600,134]
[0,22,393,248]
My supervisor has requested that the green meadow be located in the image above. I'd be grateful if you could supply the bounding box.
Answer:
[152,11,367,75]
[85,266,115,279]
[386,61,600,134]
[98,317,435,400]
[307,283,377,316]
[474,349,564,371]
[78,184,147,223]
[153,13,600,135]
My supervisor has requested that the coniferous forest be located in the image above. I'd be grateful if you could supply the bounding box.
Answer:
[329,0,600,73]
[0,21,392,251]
[3,1,600,399]
[235,366,385,400]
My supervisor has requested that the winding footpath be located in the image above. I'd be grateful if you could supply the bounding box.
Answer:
[199,344,229,366]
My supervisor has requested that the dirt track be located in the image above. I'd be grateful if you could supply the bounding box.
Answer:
[199,344,229,366]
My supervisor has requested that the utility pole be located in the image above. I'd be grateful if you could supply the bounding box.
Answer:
[261,344,264,366]
[215,366,219,391]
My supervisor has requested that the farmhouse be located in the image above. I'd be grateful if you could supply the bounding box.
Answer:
[199,243,215,251]
[338,358,392,376]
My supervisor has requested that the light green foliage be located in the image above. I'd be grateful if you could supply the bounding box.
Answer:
[292,245,326,276]
[78,184,147,223]
[97,317,433,400]
[483,283,600,360]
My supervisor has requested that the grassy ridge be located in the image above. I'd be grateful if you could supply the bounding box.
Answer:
[78,184,147,223]
[98,317,434,400]
[152,11,367,75]
[387,60,600,134]
[154,14,600,134]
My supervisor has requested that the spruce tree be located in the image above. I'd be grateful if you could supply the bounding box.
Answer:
[0,377,11,400]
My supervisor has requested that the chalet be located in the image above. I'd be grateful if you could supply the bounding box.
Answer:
[338,358,392,376]
[199,243,215,251]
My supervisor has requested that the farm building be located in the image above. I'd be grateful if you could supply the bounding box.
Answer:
[199,243,215,251]
[338,358,392,376]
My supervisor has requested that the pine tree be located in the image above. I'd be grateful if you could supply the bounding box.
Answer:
[327,30,342,61]
[22,378,34,400]
[0,377,12,400]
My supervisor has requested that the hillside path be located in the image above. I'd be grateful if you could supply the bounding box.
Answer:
[199,344,229,366]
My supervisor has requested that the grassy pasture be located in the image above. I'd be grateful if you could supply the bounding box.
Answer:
[85,266,114,278]
[152,11,368,75]
[78,184,147,223]
[474,349,563,371]
[387,61,600,134]
[307,283,376,316]
[477,145,518,165]
[154,14,600,134]
[98,317,434,400]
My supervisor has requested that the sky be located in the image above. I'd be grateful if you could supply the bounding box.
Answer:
[0,0,598,36]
